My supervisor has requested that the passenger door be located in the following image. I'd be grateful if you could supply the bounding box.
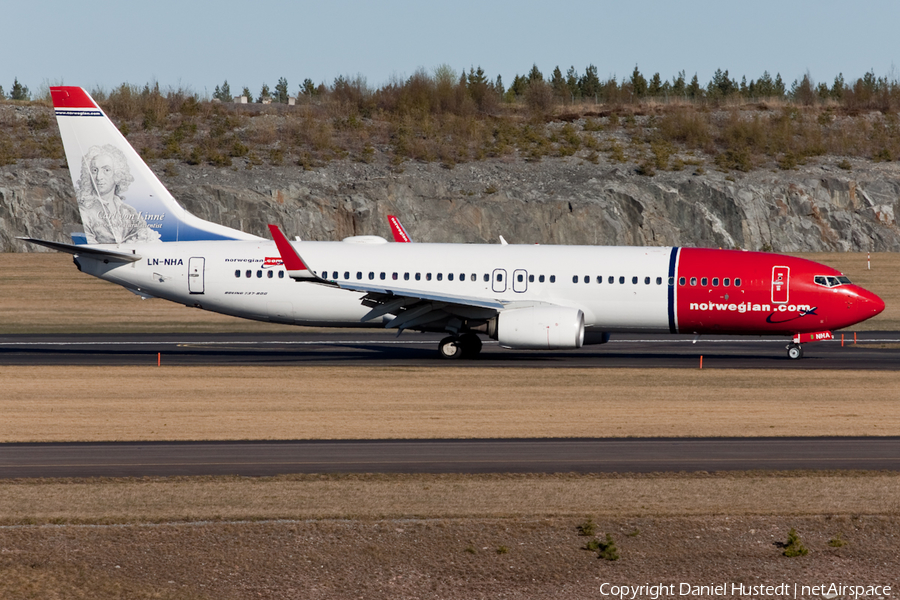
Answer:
[771,266,789,304]
[188,257,205,294]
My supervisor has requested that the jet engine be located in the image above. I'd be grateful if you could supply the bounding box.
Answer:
[496,306,585,349]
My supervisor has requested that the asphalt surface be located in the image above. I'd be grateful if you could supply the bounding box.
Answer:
[0,330,898,368]
[1,437,898,478]
[2,331,896,477]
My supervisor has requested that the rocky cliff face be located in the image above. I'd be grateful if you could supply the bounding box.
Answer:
[2,155,899,252]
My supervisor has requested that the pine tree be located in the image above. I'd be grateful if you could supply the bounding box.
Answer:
[687,73,702,99]
[831,73,845,100]
[565,66,580,100]
[527,64,544,83]
[241,86,252,101]
[300,79,317,96]
[257,83,271,103]
[578,65,600,100]
[550,66,567,100]
[630,65,647,98]
[274,77,289,103]
[648,72,662,97]
[773,73,786,98]
[493,74,504,97]
[0,85,5,99]
[10,78,29,101]
[672,71,686,97]
[213,80,232,102]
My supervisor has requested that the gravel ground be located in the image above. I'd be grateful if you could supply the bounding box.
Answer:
[0,515,897,599]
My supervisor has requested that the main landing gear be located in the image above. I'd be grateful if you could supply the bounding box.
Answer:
[438,333,483,359]
[786,343,804,360]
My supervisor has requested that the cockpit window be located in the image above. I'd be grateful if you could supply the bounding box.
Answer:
[815,275,851,288]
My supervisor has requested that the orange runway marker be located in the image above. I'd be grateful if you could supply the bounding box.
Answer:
[699,355,703,370]
[158,352,161,367]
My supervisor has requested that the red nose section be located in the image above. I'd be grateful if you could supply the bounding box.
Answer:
[855,287,886,320]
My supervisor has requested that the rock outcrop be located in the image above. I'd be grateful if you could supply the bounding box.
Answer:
[2,155,899,252]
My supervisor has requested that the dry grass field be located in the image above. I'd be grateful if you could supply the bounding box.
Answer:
[1,252,898,333]
[1,366,899,441]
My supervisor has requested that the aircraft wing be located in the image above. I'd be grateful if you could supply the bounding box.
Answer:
[19,238,142,263]
[268,224,506,331]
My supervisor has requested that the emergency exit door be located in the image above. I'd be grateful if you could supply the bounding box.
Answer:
[188,257,205,294]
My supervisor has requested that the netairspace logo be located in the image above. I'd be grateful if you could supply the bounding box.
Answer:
[598,582,892,599]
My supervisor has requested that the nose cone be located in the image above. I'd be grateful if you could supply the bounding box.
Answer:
[855,287,885,321]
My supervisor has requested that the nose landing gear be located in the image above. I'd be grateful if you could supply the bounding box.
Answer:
[786,343,804,360]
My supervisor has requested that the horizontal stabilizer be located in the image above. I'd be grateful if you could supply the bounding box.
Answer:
[18,237,142,263]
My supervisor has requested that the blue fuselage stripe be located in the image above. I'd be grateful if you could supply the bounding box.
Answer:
[667,247,679,333]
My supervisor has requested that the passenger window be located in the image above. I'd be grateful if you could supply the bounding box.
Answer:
[426,273,432,281]
[483,274,489,282]
[380,272,386,280]
[279,271,284,279]
[246,270,252,278]
[392,272,398,280]
[529,275,534,283]
[619,276,625,284]
[701,277,708,286]
[668,277,674,286]
[448,273,454,281]
[415,273,421,281]
[496,273,503,282]
[539,275,545,283]
[608,276,614,284]
[368,272,375,280]
[656,277,662,285]
[734,278,741,287]
[597,276,603,284]
[357,271,362,280]
[256,270,263,278]
[584,276,589,284]
[268,270,273,278]
[679,277,686,286]
[723,278,730,287]
[460,273,465,281]
[632,276,638,284]
[518,274,525,283]
[712,277,719,286]
[344,271,350,279]
[234,270,240,278]
[644,277,650,284]
[572,275,578,283]
[471,274,476,282]
[437,273,443,281]
[690,277,697,286]
[550,275,556,283]
[404,273,409,281]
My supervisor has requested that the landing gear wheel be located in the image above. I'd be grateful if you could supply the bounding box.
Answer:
[457,333,483,358]
[786,343,804,360]
[439,336,463,359]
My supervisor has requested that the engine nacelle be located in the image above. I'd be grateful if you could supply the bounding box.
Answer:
[497,306,585,349]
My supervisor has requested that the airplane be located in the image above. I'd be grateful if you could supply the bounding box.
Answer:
[21,86,885,360]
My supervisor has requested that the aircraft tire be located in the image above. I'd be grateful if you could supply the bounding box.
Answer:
[458,333,483,358]
[786,344,803,360]
[439,336,463,359]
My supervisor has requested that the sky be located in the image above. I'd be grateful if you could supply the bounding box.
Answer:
[4,0,899,98]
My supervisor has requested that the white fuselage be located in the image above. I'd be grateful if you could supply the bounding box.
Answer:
[79,240,675,333]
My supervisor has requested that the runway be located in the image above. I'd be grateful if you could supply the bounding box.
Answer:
[0,331,898,368]
[1,437,898,478]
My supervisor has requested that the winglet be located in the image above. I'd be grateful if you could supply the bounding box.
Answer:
[387,215,412,243]
[267,224,321,281]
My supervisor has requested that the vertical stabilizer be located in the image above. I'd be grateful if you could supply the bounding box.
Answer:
[51,86,262,244]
